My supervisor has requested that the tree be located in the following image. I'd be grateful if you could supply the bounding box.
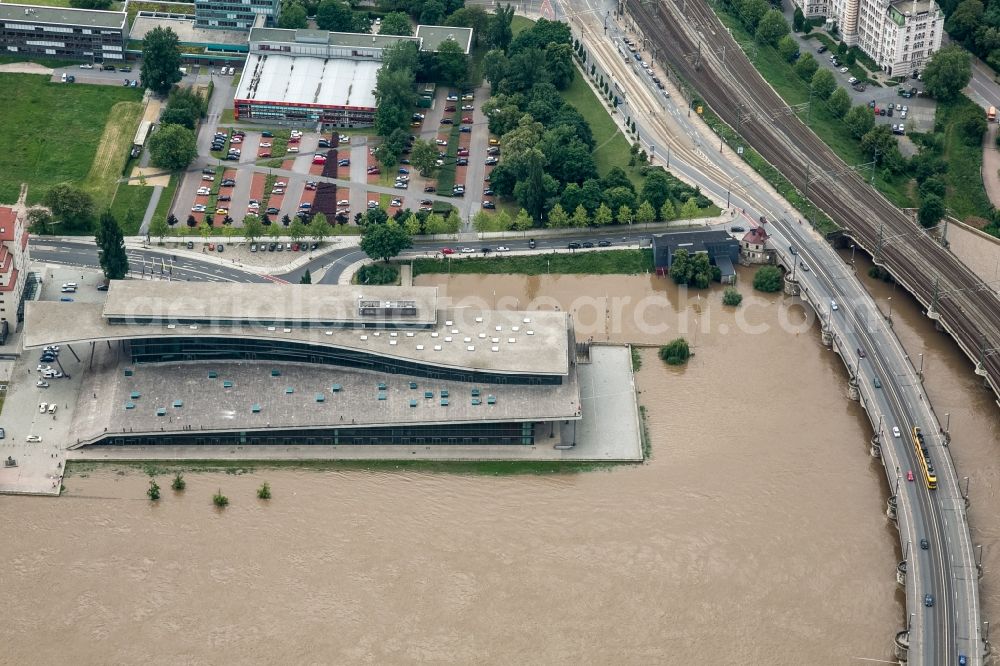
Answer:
[827,87,851,118]
[95,209,129,280]
[149,124,197,171]
[149,215,170,242]
[71,0,113,7]
[199,220,212,240]
[360,222,412,262]
[660,200,676,221]
[954,103,988,145]
[844,104,875,139]
[257,482,272,500]
[756,10,789,46]
[186,214,197,228]
[636,201,656,225]
[945,0,984,45]
[140,27,182,95]
[487,3,515,51]
[300,269,312,284]
[147,479,161,501]
[404,213,422,235]
[860,125,896,164]
[27,207,54,234]
[171,473,185,491]
[658,338,691,365]
[918,194,946,228]
[44,184,95,232]
[592,202,613,226]
[445,210,462,233]
[778,35,799,62]
[420,0,446,24]
[617,204,633,225]
[679,197,700,219]
[278,2,309,28]
[434,39,468,86]
[493,209,514,231]
[918,175,946,199]
[922,45,972,101]
[547,43,575,89]
[482,49,510,88]
[571,204,589,227]
[411,139,439,176]
[160,107,197,129]
[308,213,329,242]
[547,203,569,228]
[289,218,307,241]
[792,5,805,31]
[739,0,769,30]
[379,11,412,35]
[723,287,743,306]
[447,6,490,47]
[810,68,836,100]
[316,0,355,31]
[794,52,819,80]
[242,214,264,242]
[753,265,783,292]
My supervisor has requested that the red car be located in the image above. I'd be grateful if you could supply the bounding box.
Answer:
[462,116,473,123]
[441,247,454,255]
[312,155,326,164]
[907,470,914,482]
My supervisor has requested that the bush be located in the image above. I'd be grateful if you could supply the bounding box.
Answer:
[753,265,783,292]
[722,287,743,306]
[257,482,272,500]
[658,338,691,366]
[213,489,229,507]
[356,263,399,285]
[171,472,185,491]
[147,479,161,501]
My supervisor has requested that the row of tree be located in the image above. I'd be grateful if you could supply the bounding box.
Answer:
[149,87,202,171]
[942,0,1000,74]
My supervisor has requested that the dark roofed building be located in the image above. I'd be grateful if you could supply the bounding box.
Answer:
[652,230,740,283]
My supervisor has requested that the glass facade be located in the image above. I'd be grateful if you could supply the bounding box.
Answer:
[127,336,563,385]
[195,0,279,30]
[95,421,536,446]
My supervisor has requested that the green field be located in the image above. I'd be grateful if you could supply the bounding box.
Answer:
[109,184,153,234]
[411,249,655,276]
[152,173,179,226]
[938,98,993,220]
[0,73,143,206]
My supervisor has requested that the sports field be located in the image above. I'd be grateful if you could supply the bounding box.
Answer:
[0,73,143,206]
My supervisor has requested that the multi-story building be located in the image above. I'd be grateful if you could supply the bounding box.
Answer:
[234,26,473,127]
[0,206,30,332]
[0,3,126,62]
[832,0,944,75]
[791,0,833,20]
[194,0,280,31]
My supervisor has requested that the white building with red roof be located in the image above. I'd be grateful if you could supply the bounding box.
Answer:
[0,205,30,331]
[740,226,772,265]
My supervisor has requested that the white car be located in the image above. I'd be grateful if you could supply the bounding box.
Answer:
[191,204,206,212]
[37,365,51,372]
[848,76,858,85]
[26,435,42,443]
[390,199,402,206]
[830,300,838,311]
[339,135,349,143]
[287,146,299,153]
[36,380,49,388]
[435,139,448,146]
[839,66,849,73]
[460,247,475,253]
[274,181,287,187]
[337,199,350,206]
[496,246,510,252]
[447,94,458,101]
[892,426,901,438]
[79,63,93,69]
[39,402,48,414]
[259,141,272,148]
[197,187,211,195]
[44,345,60,352]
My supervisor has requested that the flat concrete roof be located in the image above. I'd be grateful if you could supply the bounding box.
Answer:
[0,3,125,29]
[101,282,439,326]
[249,26,419,49]
[889,0,939,14]
[236,52,379,109]
[70,355,580,448]
[414,25,473,54]
[130,16,250,47]
[24,301,571,376]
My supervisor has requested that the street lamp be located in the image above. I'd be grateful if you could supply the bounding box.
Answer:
[850,243,856,271]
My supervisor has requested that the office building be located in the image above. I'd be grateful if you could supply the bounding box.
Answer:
[0,3,126,62]
[194,0,280,31]
[828,0,944,74]
[0,205,30,332]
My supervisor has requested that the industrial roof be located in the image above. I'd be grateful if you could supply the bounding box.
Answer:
[235,52,379,109]
[101,282,439,327]
[414,25,473,54]
[0,3,125,28]
[130,16,251,48]
[249,26,419,49]
[25,299,571,376]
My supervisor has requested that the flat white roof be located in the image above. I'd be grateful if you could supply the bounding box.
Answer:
[235,52,379,110]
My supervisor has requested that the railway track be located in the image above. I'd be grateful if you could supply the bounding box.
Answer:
[629,0,1000,399]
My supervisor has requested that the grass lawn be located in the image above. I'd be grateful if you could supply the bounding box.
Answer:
[511,15,535,36]
[109,184,153,234]
[220,108,236,124]
[560,67,643,187]
[0,73,142,206]
[708,4,915,209]
[0,55,79,68]
[152,173,178,226]
[411,249,654,276]
[84,100,144,205]
[938,98,993,220]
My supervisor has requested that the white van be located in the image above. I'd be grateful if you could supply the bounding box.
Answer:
[47,404,57,414]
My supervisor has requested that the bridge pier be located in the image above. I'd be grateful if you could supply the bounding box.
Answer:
[783,274,800,296]
[870,435,882,458]
[896,559,907,587]
[847,375,860,401]
[821,327,833,347]
[894,630,910,662]
[886,494,897,522]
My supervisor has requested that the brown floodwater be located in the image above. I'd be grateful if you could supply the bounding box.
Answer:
[1,267,995,664]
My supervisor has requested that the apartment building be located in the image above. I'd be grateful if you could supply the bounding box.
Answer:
[0,206,30,331]
[0,3,126,62]
[831,0,944,75]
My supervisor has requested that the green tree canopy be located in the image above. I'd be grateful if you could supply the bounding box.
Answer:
[794,52,819,80]
[278,2,309,29]
[922,45,972,101]
[487,3,514,51]
[845,104,875,138]
[753,265,783,292]
[149,215,170,242]
[379,11,413,35]
[411,138,439,176]
[44,184,95,232]
[918,194,946,228]
[95,209,129,279]
[360,222,412,262]
[140,26,182,95]
[777,34,799,62]
[827,86,851,118]
[242,214,264,242]
[755,9,790,46]
[434,38,468,86]
[149,124,197,170]
[658,338,691,365]
[810,68,836,100]
[308,213,330,241]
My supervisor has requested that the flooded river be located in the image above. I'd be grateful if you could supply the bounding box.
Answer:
[1,267,996,664]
